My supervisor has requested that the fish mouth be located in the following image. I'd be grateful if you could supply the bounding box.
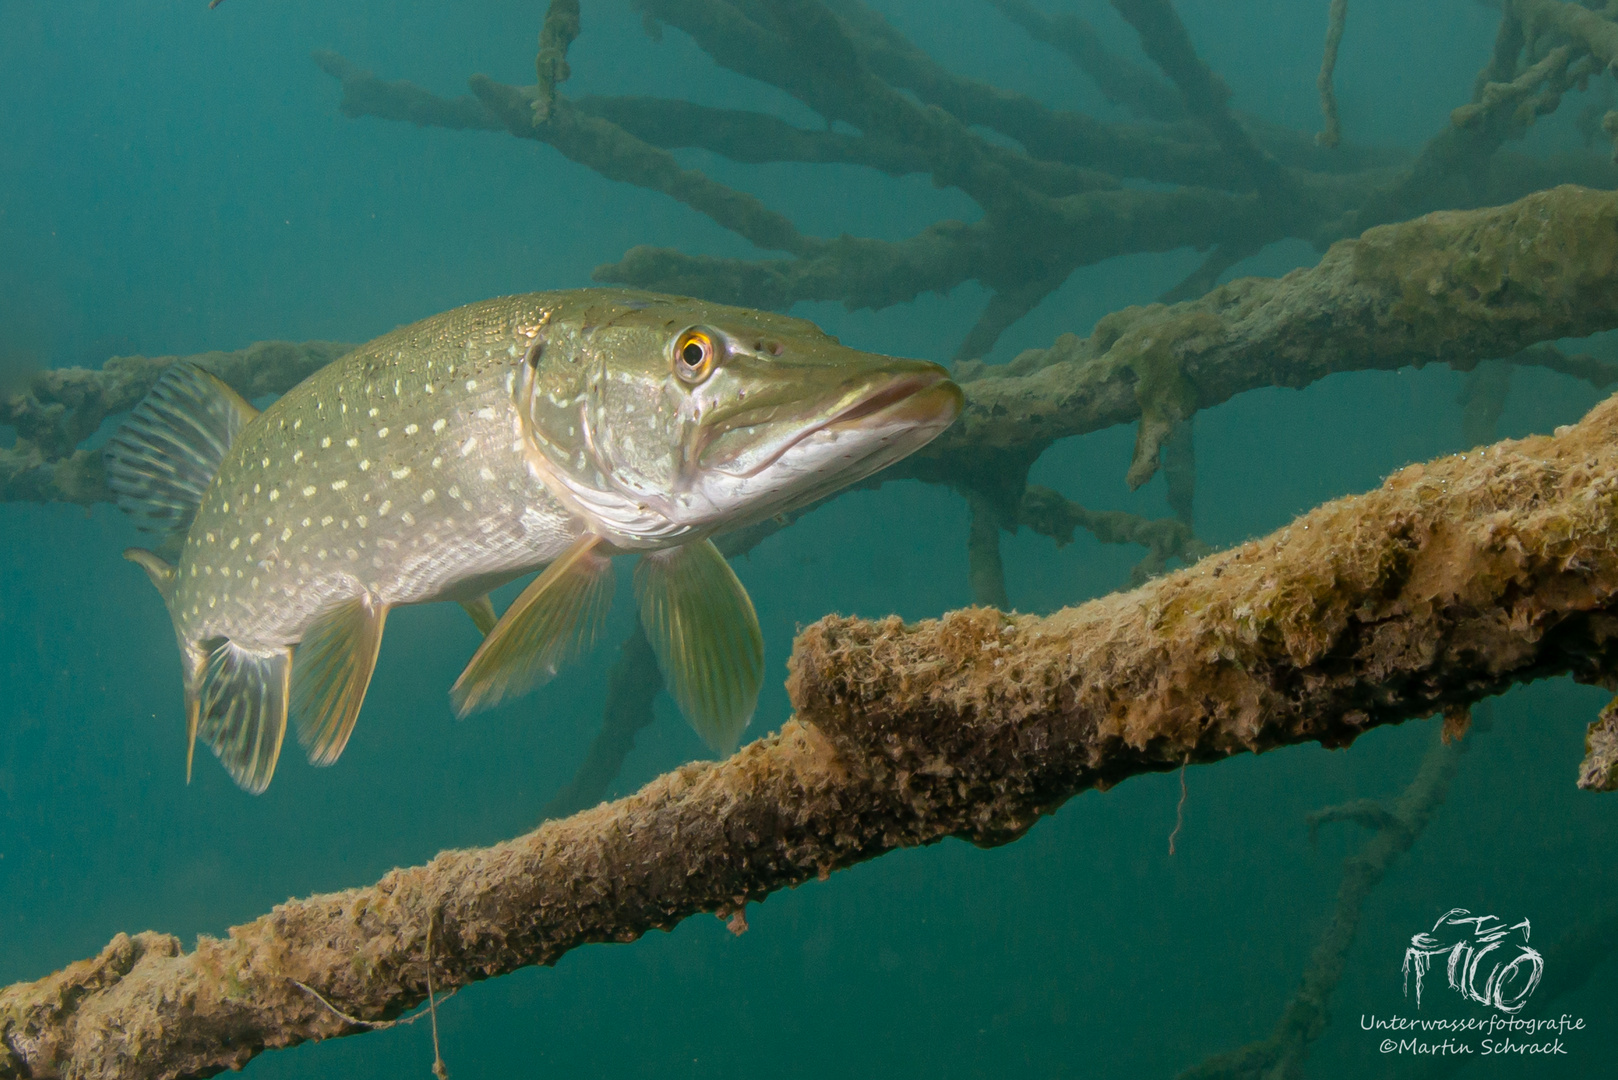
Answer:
[823,372,964,434]
[713,366,963,480]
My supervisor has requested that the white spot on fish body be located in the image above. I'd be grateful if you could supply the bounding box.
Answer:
[430,456,442,469]
[433,418,447,433]
[478,407,497,421]
[391,466,411,480]
[378,427,390,438]
[401,511,416,525]
[281,527,293,541]
[331,480,348,491]
[405,424,419,435]
[368,407,380,418]
[480,467,495,482]
[229,537,240,550]
[447,486,461,499]
[262,457,270,468]
[378,500,392,516]
[321,437,331,448]
[302,517,312,527]
[424,383,436,395]
[292,450,303,463]
[465,379,477,391]
[421,490,436,504]
[460,437,478,456]
[359,459,371,471]
[302,486,317,497]
[356,516,368,528]
[321,516,334,527]
[250,532,261,544]
[346,437,359,448]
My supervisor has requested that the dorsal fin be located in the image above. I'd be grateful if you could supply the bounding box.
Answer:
[105,361,258,552]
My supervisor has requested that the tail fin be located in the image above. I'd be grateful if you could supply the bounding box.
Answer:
[105,361,258,557]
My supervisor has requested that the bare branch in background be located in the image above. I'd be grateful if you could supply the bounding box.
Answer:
[290,0,1618,359]
[1316,0,1349,148]
[532,0,581,124]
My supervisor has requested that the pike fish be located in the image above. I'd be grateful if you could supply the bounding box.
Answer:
[105,289,962,793]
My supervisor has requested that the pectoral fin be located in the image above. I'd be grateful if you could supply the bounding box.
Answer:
[634,540,764,754]
[197,639,292,794]
[450,535,615,717]
[290,593,389,767]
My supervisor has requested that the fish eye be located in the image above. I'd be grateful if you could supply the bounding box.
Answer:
[673,328,719,384]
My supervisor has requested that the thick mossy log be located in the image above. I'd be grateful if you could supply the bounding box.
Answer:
[9,373,1618,1079]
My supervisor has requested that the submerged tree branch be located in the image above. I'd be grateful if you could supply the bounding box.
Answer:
[929,183,1618,488]
[10,361,1618,1079]
[9,186,1618,508]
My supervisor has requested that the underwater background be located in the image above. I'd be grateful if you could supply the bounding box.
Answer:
[1,0,1615,1076]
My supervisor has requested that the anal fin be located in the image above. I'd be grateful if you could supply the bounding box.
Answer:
[182,642,206,783]
[197,639,292,794]
[450,535,614,717]
[635,539,764,754]
[124,548,177,602]
[459,595,499,637]
[291,594,389,767]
